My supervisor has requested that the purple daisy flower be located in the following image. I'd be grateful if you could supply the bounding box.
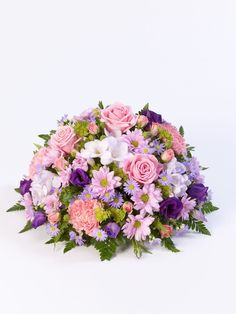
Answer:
[92,228,108,241]
[123,179,140,196]
[158,171,173,186]
[69,231,84,246]
[46,223,60,237]
[136,140,155,154]
[101,190,115,203]
[80,186,94,201]
[151,140,165,155]
[122,130,146,153]
[110,192,124,208]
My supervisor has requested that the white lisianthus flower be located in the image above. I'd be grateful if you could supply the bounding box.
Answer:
[81,137,129,166]
[31,170,61,205]
[171,173,191,197]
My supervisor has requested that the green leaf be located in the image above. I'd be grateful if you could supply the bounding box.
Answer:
[142,103,149,111]
[45,238,55,244]
[19,220,32,233]
[201,202,219,215]
[98,101,104,109]
[93,238,118,261]
[74,120,89,137]
[64,241,77,253]
[109,207,126,223]
[14,188,21,194]
[179,126,184,136]
[132,240,152,258]
[185,218,211,235]
[59,186,81,207]
[7,203,25,212]
[38,134,50,141]
[162,237,180,253]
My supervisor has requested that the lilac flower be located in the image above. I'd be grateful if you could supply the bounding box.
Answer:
[69,231,84,246]
[91,166,121,198]
[184,157,204,182]
[57,114,69,126]
[192,209,207,222]
[124,179,140,196]
[32,212,47,229]
[92,228,108,241]
[151,140,165,155]
[46,223,60,237]
[104,222,120,238]
[132,184,163,215]
[70,168,91,187]
[122,214,154,241]
[158,171,173,186]
[136,141,155,154]
[110,192,124,208]
[122,130,146,153]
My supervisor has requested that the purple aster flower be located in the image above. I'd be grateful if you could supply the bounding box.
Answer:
[57,114,69,126]
[158,171,173,186]
[187,183,208,202]
[91,166,121,198]
[146,237,162,250]
[104,222,121,238]
[122,130,146,153]
[141,109,163,129]
[124,179,140,196]
[192,209,207,222]
[184,157,203,182]
[69,231,84,246]
[70,168,91,187]
[136,140,155,154]
[19,178,32,196]
[32,211,46,229]
[46,223,60,237]
[92,228,108,241]
[80,186,94,201]
[100,190,115,203]
[151,140,165,155]
[110,192,124,208]
[160,197,183,219]
[132,184,163,215]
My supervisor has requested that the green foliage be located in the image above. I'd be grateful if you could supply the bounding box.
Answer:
[14,188,21,194]
[132,240,152,258]
[59,186,81,207]
[161,237,180,253]
[74,120,89,137]
[157,127,173,149]
[185,218,211,235]
[109,207,126,223]
[93,238,119,261]
[158,185,172,198]
[98,101,104,109]
[95,207,111,222]
[141,103,149,112]
[7,203,25,212]
[38,134,50,141]
[179,126,184,137]
[64,241,77,253]
[19,220,32,233]
[109,162,128,181]
[201,202,219,215]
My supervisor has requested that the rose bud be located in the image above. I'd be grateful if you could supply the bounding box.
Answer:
[88,123,99,135]
[161,149,175,162]
[160,225,173,239]
[137,115,149,128]
[122,201,133,213]
[150,123,159,136]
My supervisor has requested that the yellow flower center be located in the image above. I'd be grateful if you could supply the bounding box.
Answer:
[100,178,109,187]
[131,140,139,147]
[133,221,141,228]
[141,194,149,203]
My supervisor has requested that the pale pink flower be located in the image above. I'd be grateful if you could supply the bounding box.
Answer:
[21,192,35,221]
[44,193,61,214]
[137,115,149,128]
[124,154,163,184]
[101,103,137,134]
[49,126,78,154]
[122,214,154,241]
[68,199,99,236]
[161,149,175,162]
[178,195,196,219]
[122,201,134,213]
[160,225,173,239]
[88,123,99,135]
[48,212,60,224]
[58,166,72,187]
[72,153,88,171]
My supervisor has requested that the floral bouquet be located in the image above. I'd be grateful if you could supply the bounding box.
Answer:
[8,102,218,260]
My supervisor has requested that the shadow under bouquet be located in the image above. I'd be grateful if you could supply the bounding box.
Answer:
[8,102,218,260]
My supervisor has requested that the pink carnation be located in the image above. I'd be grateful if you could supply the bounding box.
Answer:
[154,122,186,155]
[68,199,99,236]
[49,126,78,154]
[124,154,163,184]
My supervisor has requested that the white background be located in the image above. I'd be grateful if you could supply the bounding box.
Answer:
[0,1,235,314]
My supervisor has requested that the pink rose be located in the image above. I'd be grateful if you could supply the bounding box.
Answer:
[50,126,78,154]
[137,115,149,128]
[48,212,60,224]
[88,123,99,135]
[68,199,99,236]
[124,154,163,184]
[160,225,173,239]
[161,149,175,162]
[101,103,137,133]
[122,201,133,213]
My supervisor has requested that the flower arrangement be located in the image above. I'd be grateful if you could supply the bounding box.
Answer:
[7,102,218,260]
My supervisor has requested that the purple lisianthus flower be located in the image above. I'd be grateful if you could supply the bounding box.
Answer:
[70,168,91,187]
[160,197,183,219]
[19,179,32,196]
[32,212,46,229]
[187,183,208,202]
[105,222,121,238]
[141,109,162,128]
